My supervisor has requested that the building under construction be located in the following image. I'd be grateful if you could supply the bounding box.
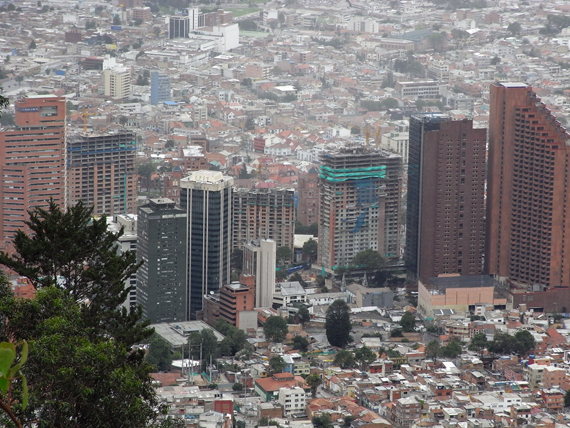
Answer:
[232,188,295,250]
[67,131,137,216]
[318,145,403,269]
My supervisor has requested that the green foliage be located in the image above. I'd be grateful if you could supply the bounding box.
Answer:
[0,285,169,428]
[507,22,521,35]
[263,316,288,343]
[188,329,218,370]
[146,334,172,372]
[28,40,37,50]
[276,247,293,266]
[399,312,416,332]
[440,340,462,358]
[334,349,356,369]
[232,382,243,391]
[354,346,376,369]
[0,200,150,344]
[238,19,258,31]
[312,413,333,428]
[302,238,318,261]
[390,328,403,337]
[0,340,28,428]
[289,272,307,287]
[268,355,285,374]
[294,221,318,236]
[325,300,351,348]
[292,335,309,352]
[425,340,440,361]
[350,249,385,273]
[296,306,311,325]
[216,321,248,357]
[305,373,322,398]
[468,333,488,354]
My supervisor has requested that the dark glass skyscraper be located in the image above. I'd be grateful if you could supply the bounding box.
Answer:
[180,170,233,319]
[137,198,187,323]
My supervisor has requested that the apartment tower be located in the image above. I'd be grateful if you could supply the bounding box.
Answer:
[137,198,187,323]
[405,115,486,282]
[486,82,570,288]
[232,187,295,250]
[67,132,137,216]
[296,167,320,227]
[318,146,403,268]
[150,71,171,105]
[180,170,233,318]
[243,239,277,308]
[0,95,65,249]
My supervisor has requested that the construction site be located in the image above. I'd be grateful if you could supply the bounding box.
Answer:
[318,145,403,269]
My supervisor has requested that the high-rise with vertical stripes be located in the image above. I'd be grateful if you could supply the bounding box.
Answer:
[0,95,65,250]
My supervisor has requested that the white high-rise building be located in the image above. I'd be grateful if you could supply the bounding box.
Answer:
[243,239,276,308]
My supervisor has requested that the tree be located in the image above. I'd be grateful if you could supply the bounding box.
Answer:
[514,330,535,357]
[85,20,96,30]
[428,31,446,52]
[268,355,285,374]
[305,373,322,398]
[28,40,36,50]
[188,329,218,371]
[297,306,311,325]
[326,300,351,348]
[350,249,385,273]
[333,350,356,369]
[468,333,488,355]
[138,162,157,191]
[507,22,521,36]
[302,238,318,262]
[354,346,376,369]
[312,413,333,428]
[292,335,309,352]
[488,332,518,355]
[165,139,175,149]
[0,340,28,428]
[0,200,150,345]
[146,334,173,372]
[440,340,462,358]
[232,382,243,391]
[113,15,121,25]
[425,340,440,362]
[0,281,177,428]
[263,316,288,343]
[399,312,416,333]
[276,246,292,266]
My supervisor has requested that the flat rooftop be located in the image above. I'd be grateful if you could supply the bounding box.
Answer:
[425,275,500,292]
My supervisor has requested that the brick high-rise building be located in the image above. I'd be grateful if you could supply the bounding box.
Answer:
[232,188,295,250]
[405,115,486,282]
[318,146,403,268]
[486,82,570,288]
[0,95,65,249]
[67,132,137,216]
[296,167,319,227]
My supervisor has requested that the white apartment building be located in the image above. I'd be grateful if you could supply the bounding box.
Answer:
[278,387,306,417]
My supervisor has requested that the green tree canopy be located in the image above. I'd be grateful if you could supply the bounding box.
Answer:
[268,355,285,374]
[296,306,311,325]
[263,316,288,343]
[440,340,462,358]
[333,349,356,369]
[292,335,309,352]
[507,22,521,35]
[305,373,322,398]
[468,333,488,355]
[312,413,333,428]
[276,246,293,266]
[302,238,318,261]
[354,346,376,369]
[425,340,440,362]
[325,300,352,348]
[146,334,173,372]
[350,249,385,272]
[399,312,416,333]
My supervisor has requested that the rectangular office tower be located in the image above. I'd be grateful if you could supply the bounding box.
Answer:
[0,95,65,249]
[180,170,233,319]
[137,198,187,323]
[232,187,295,250]
[405,115,486,282]
[150,71,171,105]
[318,146,403,269]
[67,132,136,216]
[486,82,570,288]
[243,239,277,308]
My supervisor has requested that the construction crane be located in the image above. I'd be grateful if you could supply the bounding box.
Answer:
[375,124,380,148]
[365,124,370,147]
[81,108,95,133]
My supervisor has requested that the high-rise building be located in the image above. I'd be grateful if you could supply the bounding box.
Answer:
[318,146,403,268]
[0,95,65,249]
[103,68,131,100]
[405,115,486,282]
[486,82,570,288]
[180,170,233,318]
[137,198,187,323]
[243,239,277,308]
[150,71,171,105]
[232,187,295,250]
[67,132,137,216]
[168,8,198,39]
[297,167,319,227]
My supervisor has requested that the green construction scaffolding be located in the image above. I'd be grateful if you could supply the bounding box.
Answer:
[319,165,386,182]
